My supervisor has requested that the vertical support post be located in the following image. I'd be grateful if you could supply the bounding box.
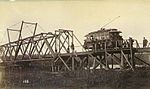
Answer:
[7,29,11,43]
[33,23,37,36]
[58,66,60,71]
[7,29,12,60]
[18,21,24,40]
[72,31,74,48]
[58,30,61,53]
[14,21,24,60]
[55,31,57,53]
[87,55,90,70]
[104,41,108,69]
[72,56,75,71]
[129,40,135,69]
[51,62,54,72]
[99,55,103,69]
[71,31,74,53]
[111,54,113,69]
[67,32,70,53]
[120,51,124,69]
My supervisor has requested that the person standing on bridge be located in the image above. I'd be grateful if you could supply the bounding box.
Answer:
[143,37,148,48]
[129,37,134,48]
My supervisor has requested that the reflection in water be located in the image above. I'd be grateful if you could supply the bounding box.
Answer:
[0,67,150,89]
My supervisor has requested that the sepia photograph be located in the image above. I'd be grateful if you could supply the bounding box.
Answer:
[0,0,150,89]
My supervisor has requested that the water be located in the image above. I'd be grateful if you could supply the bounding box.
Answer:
[0,67,150,89]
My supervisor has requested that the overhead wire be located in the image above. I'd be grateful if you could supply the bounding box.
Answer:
[0,21,22,44]
[37,24,46,32]
[24,24,34,34]
[0,22,47,45]
[101,16,120,28]
[7,21,21,28]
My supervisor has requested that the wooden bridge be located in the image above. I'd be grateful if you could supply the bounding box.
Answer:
[0,21,150,72]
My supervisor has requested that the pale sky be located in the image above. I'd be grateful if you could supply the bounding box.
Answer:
[0,0,150,44]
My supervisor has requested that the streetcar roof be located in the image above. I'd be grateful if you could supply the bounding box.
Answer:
[85,28,122,37]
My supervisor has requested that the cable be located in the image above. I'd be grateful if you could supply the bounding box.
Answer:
[37,24,46,32]
[24,24,34,34]
[7,21,22,28]
[101,16,120,28]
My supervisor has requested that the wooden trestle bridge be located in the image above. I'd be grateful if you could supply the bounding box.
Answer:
[0,21,150,72]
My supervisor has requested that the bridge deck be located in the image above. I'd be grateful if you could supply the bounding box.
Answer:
[136,47,150,52]
[3,47,150,63]
[3,48,135,63]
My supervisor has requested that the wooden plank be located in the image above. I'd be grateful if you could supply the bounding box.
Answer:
[121,50,134,71]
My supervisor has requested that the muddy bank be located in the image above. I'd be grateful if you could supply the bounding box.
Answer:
[0,67,150,89]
